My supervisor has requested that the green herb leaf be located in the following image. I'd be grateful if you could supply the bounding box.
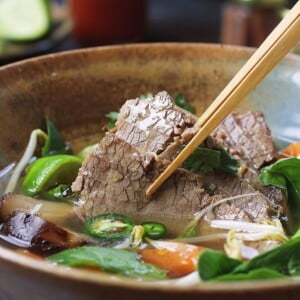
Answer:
[49,246,167,279]
[105,112,119,122]
[260,158,300,233]
[232,234,300,276]
[42,118,72,157]
[198,249,241,281]
[183,147,239,175]
[174,93,195,113]
[218,148,240,175]
[198,235,300,281]
[139,92,153,100]
[105,111,119,130]
[214,268,286,282]
[183,147,220,173]
[288,251,300,276]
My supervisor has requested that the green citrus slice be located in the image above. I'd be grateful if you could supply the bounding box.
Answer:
[21,155,82,197]
[0,0,51,41]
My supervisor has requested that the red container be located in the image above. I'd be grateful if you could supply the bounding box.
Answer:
[70,0,146,45]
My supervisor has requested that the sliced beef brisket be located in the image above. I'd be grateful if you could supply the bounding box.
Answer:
[72,133,210,234]
[73,91,283,235]
[115,91,198,160]
[209,112,277,170]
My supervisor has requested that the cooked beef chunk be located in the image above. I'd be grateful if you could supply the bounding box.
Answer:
[0,212,85,256]
[73,91,283,235]
[72,133,210,234]
[115,91,198,160]
[209,112,277,170]
[200,172,282,221]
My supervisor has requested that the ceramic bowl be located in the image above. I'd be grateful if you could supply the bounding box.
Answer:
[0,43,299,300]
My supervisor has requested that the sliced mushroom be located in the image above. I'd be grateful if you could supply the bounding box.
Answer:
[0,193,79,228]
[0,211,86,256]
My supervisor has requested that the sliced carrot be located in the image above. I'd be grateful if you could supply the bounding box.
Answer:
[139,241,205,278]
[280,142,300,158]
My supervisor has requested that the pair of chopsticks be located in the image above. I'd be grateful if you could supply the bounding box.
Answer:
[147,1,300,197]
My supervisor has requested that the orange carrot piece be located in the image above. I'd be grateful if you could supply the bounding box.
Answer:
[139,241,205,278]
[280,142,300,157]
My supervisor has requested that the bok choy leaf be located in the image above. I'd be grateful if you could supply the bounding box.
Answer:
[260,158,300,232]
[198,233,300,281]
[49,246,167,279]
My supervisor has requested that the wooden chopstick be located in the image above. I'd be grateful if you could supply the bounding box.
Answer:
[146,1,300,197]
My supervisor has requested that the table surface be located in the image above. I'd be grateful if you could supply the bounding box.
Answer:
[0,0,225,66]
[1,0,298,66]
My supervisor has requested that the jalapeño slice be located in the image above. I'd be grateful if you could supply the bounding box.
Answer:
[142,222,167,240]
[85,213,135,241]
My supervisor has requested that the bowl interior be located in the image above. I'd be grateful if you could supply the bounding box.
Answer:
[0,43,300,299]
[1,43,299,168]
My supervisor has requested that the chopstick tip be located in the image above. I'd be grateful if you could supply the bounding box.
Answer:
[146,185,155,198]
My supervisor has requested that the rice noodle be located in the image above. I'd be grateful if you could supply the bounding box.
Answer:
[0,162,15,195]
[0,163,15,178]
[210,219,285,234]
[4,129,47,194]
[181,193,261,238]
[194,192,260,221]
[179,230,287,244]
[177,233,227,244]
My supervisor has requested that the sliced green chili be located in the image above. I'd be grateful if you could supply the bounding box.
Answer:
[142,222,167,239]
[85,213,135,241]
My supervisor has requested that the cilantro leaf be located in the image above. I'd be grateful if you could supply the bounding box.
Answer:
[174,93,196,114]
[183,146,239,175]
[105,111,119,130]
[139,92,153,100]
[42,118,72,157]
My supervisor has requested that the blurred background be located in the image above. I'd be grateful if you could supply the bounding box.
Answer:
[0,0,298,66]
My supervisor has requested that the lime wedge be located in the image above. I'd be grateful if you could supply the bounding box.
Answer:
[21,155,82,197]
[0,0,51,41]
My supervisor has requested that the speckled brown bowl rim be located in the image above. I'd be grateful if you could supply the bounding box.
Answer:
[1,43,300,295]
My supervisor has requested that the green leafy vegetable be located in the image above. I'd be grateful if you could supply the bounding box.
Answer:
[49,246,167,279]
[214,268,286,282]
[105,111,119,130]
[198,234,300,281]
[233,236,300,275]
[183,147,239,175]
[174,93,196,113]
[260,158,300,232]
[287,251,300,276]
[42,118,72,157]
[218,148,240,174]
[198,250,241,281]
